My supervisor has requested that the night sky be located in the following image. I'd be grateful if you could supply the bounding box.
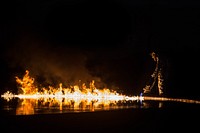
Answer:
[1,0,200,99]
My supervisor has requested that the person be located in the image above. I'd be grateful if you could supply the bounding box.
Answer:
[143,52,164,96]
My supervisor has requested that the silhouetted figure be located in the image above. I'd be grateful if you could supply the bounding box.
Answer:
[143,52,164,96]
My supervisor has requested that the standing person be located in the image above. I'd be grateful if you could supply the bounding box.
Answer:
[143,52,164,96]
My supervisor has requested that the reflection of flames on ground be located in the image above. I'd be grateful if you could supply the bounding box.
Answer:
[2,70,200,115]
[16,99,35,115]
[2,52,200,115]
[1,70,143,115]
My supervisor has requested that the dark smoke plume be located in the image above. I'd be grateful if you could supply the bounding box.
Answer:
[4,33,105,89]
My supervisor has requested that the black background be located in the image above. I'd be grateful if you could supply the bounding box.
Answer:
[1,0,200,99]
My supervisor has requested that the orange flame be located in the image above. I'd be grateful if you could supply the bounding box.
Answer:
[1,70,200,115]
[1,70,140,115]
[16,70,37,94]
[13,70,136,101]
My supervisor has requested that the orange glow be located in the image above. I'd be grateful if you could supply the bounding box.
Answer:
[1,70,200,115]
[1,70,141,115]
[16,99,35,115]
[16,70,37,94]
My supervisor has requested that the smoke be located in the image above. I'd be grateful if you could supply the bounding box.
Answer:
[5,33,104,88]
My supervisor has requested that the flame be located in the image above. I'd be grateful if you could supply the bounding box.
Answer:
[1,70,200,115]
[2,51,199,115]
[13,70,137,101]
[15,70,37,94]
[1,70,141,115]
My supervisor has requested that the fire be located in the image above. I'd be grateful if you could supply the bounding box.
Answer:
[15,70,37,94]
[1,70,141,115]
[1,69,200,115]
[12,70,137,101]
[2,52,200,115]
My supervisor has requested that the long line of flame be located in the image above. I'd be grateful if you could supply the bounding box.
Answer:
[1,70,143,103]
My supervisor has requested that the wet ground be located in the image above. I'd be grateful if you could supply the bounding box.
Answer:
[1,101,200,133]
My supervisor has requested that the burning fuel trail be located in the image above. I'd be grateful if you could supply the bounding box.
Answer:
[2,70,138,101]
[1,70,142,114]
[1,52,200,115]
